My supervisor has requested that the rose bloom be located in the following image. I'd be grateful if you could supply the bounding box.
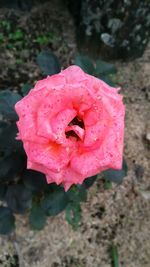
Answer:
[15,66,125,191]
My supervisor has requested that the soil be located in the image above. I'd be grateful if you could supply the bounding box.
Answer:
[0,1,150,267]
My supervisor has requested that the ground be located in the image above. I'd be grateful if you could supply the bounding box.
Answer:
[0,1,150,267]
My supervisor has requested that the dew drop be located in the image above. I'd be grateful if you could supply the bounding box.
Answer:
[66,147,70,152]
[94,106,98,110]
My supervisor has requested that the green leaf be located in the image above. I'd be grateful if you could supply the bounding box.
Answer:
[0,185,7,200]
[0,90,21,120]
[36,35,49,45]
[0,121,8,134]
[0,207,15,235]
[65,202,81,230]
[111,245,119,267]
[74,55,94,74]
[82,175,97,189]
[1,20,11,32]
[104,180,112,190]
[0,153,25,181]
[95,60,117,76]
[103,158,128,184]
[41,187,68,216]
[29,203,47,230]
[9,29,24,41]
[37,51,61,76]
[99,75,115,86]
[67,185,87,202]
[0,123,23,155]
[21,83,32,96]
[6,185,32,214]
[23,170,47,192]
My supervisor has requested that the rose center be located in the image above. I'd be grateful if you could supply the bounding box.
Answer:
[69,116,85,129]
[65,116,85,140]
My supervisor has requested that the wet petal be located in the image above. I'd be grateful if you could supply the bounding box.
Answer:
[51,108,77,143]
[34,73,65,91]
[65,125,85,141]
[24,141,70,172]
[62,65,86,84]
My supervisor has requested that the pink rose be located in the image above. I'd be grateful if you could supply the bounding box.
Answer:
[15,66,125,191]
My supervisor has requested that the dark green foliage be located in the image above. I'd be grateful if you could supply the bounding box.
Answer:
[0,207,15,235]
[65,185,87,228]
[0,153,25,181]
[0,185,7,200]
[82,175,97,189]
[0,121,8,132]
[75,55,94,74]
[103,158,128,184]
[68,0,150,59]
[0,90,21,121]
[41,186,68,216]
[65,202,82,230]
[0,0,48,11]
[95,60,117,76]
[37,51,61,76]
[29,203,47,230]
[0,123,23,155]
[104,180,112,190]
[75,54,116,86]
[6,185,32,213]
[67,185,87,203]
[21,84,32,96]
[23,170,47,192]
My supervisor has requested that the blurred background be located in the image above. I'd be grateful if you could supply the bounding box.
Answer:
[0,1,150,267]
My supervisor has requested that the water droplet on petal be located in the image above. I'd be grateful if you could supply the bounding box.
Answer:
[66,147,70,152]
[94,106,98,110]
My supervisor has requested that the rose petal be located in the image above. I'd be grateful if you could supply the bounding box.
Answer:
[36,91,72,140]
[24,141,70,172]
[62,65,86,84]
[51,108,77,143]
[34,73,66,91]
[65,125,85,141]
